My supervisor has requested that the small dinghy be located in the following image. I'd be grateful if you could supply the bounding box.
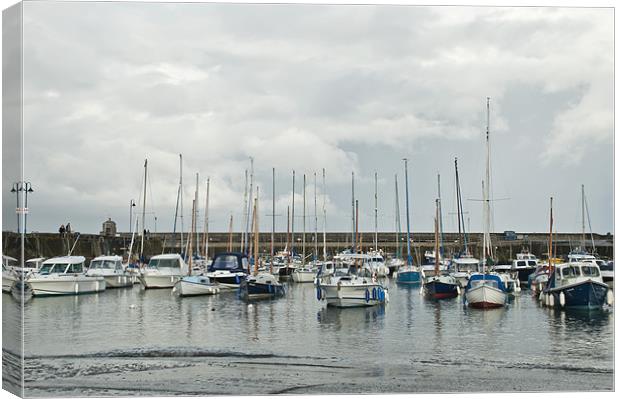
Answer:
[173,275,220,296]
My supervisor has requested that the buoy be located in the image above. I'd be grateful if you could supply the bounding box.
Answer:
[365,288,370,303]
[606,290,614,306]
[559,291,565,307]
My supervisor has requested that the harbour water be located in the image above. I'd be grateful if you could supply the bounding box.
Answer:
[2,279,614,396]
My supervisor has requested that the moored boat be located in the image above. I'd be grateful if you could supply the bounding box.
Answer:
[541,261,611,310]
[464,273,507,308]
[139,254,188,289]
[205,252,249,289]
[86,255,133,288]
[317,261,387,308]
[173,275,220,296]
[27,256,106,296]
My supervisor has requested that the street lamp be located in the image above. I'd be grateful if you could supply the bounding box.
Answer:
[129,199,136,234]
[10,181,34,234]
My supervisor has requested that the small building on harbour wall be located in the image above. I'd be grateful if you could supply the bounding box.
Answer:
[101,218,117,237]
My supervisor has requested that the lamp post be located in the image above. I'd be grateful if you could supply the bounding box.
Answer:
[129,199,136,234]
[10,181,34,234]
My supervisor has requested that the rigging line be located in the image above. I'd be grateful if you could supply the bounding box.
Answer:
[584,192,596,253]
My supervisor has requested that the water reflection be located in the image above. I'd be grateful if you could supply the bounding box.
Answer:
[316,304,385,330]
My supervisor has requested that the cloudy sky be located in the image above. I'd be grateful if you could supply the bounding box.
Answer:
[5,1,614,235]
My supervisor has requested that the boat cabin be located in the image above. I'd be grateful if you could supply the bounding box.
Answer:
[38,256,86,275]
[466,273,506,291]
[550,262,604,286]
[89,256,124,271]
[207,252,249,273]
[146,254,187,271]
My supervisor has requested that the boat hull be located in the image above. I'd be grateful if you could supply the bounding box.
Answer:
[516,268,535,283]
[239,280,285,299]
[424,278,459,299]
[2,273,16,293]
[277,265,296,277]
[396,269,422,284]
[465,284,506,308]
[291,270,315,283]
[545,281,608,310]
[173,278,220,296]
[319,283,386,308]
[139,274,182,289]
[103,275,133,288]
[28,277,106,296]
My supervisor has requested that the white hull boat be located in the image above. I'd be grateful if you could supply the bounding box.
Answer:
[464,274,507,309]
[139,254,188,289]
[292,267,316,283]
[173,275,220,296]
[319,281,387,307]
[27,256,107,296]
[86,255,133,288]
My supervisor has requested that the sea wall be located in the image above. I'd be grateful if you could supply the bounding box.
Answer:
[1,231,613,263]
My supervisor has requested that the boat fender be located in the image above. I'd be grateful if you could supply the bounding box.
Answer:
[539,291,544,302]
[548,294,554,307]
[372,287,377,300]
[378,288,383,302]
[316,287,322,301]
[268,284,272,294]
[538,283,542,292]
[559,291,565,307]
[337,281,342,291]
[606,290,613,306]
[235,275,240,284]
[365,288,370,303]
[456,286,461,295]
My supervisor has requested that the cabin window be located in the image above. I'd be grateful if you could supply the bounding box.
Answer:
[562,266,581,278]
[148,258,180,269]
[66,263,83,273]
[39,264,54,274]
[581,266,600,277]
[115,262,123,271]
[528,261,537,267]
[471,279,498,289]
[212,255,240,270]
[517,261,526,267]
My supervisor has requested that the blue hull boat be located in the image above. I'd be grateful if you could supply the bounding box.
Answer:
[239,273,285,300]
[424,277,459,299]
[545,281,608,310]
[396,268,421,284]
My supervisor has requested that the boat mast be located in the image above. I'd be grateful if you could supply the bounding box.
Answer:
[245,157,254,255]
[583,189,596,253]
[355,199,360,256]
[194,173,200,258]
[351,172,355,250]
[241,169,248,252]
[581,184,586,251]
[227,214,233,252]
[454,158,463,254]
[484,97,493,263]
[271,168,275,274]
[437,173,444,258]
[394,174,401,259]
[203,177,210,259]
[291,170,295,263]
[374,171,378,252]
[322,168,327,263]
[434,199,440,277]
[187,198,195,276]
[140,159,147,262]
[403,158,413,266]
[173,154,184,253]
[302,174,306,266]
[254,187,259,275]
[548,197,554,268]
[286,206,290,254]
[481,180,487,273]
[314,172,318,262]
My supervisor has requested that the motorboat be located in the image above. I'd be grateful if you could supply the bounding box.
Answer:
[292,264,317,283]
[239,272,285,299]
[205,252,249,289]
[2,256,18,293]
[420,250,448,278]
[464,273,507,309]
[541,261,611,310]
[424,274,459,299]
[449,255,480,288]
[26,256,106,296]
[528,263,551,294]
[600,261,613,288]
[139,254,188,289]
[512,251,539,283]
[492,264,521,294]
[316,257,388,308]
[387,257,405,276]
[173,274,220,296]
[86,255,133,288]
[368,252,389,277]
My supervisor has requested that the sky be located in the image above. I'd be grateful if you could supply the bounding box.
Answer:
[3,1,614,235]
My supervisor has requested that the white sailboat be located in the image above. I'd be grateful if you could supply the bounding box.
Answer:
[293,174,316,283]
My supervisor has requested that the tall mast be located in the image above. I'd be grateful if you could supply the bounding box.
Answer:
[245,157,254,254]
[548,197,554,271]
[254,187,259,275]
[302,174,306,266]
[322,168,327,263]
[394,174,401,259]
[351,172,355,249]
[581,184,586,250]
[291,170,295,262]
[485,97,493,261]
[374,171,378,251]
[227,214,233,252]
[437,173,444,257]
[271,168,275,274]
[203,177,210,259]
[140,159,148,261]
[355,199,359,255]
[455,157,463,253]
[241,169,248,251]
[314,172,318,261]
[187,198,195,276]
[286,206,290,254]
[173,154,183,251]
[194,172,200,258]
[434,199,440,276]
[403,158,413,266]
[481,180,487,272]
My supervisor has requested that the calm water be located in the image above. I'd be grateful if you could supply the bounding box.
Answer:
[2,279,614,396]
